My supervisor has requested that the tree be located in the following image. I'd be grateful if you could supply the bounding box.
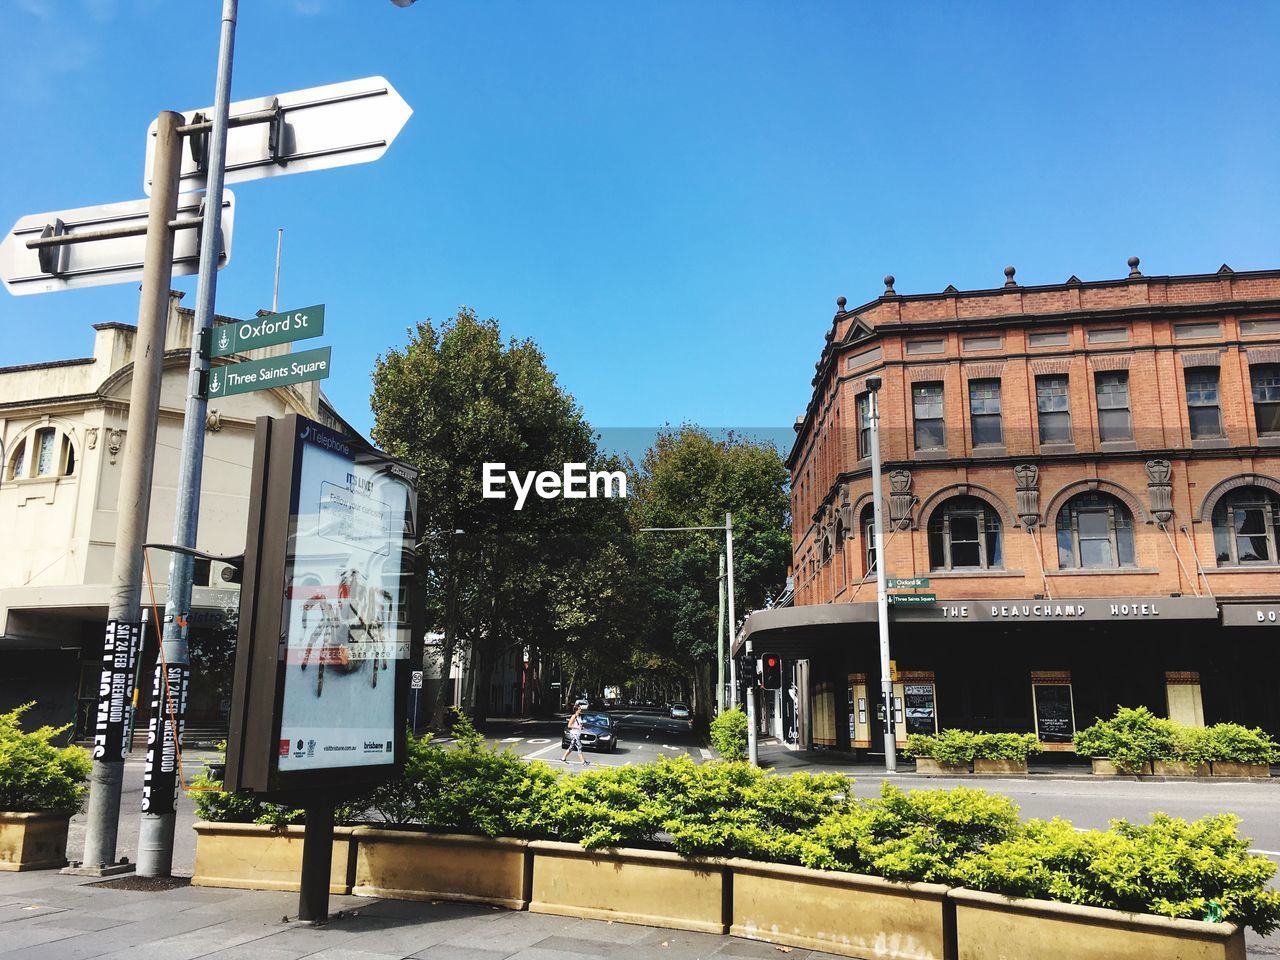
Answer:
[629,426,791,723]
[370,309,633,727]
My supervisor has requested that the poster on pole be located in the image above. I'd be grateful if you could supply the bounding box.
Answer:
[91,620,140,762]
[225,414,421,799]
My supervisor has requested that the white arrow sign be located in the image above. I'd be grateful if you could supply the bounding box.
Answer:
[144,75,412,195]
[0,193,234,296]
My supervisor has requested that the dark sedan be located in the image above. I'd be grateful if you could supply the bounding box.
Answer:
[562,712,619,752]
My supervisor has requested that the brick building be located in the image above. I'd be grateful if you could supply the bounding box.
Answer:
[738,261,1280,754]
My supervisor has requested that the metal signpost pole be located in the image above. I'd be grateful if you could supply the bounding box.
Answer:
[137,0,238,878]
[728,512,757,766]
[867,377,897,773]
[80,111,185,874]
[716,552,726,714]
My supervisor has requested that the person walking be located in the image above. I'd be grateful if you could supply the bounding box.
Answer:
[561,704,589,764]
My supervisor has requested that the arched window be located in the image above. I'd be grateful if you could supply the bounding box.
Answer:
[927,496,1003,570]
[860,504,877,577]
[1212,487,1280,566]
[1056,492,1135,569]
[5,426,76,482]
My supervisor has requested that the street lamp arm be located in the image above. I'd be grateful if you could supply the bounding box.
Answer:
[639,525,727,532]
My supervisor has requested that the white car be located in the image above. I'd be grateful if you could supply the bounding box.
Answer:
[669,702,690,720]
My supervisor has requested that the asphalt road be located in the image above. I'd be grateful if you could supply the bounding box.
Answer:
[468,708,707,768]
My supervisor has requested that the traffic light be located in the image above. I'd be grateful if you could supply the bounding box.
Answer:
[761,654,782,690]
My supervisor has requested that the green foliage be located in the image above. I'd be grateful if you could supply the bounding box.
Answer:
[800,783,1022,883]
[1074,707,1176,773]
[709,707,748,761]
[0,703,91,812]
[1076,707,1279,770]
[955,814,1280,934]
[905,730,1039,764]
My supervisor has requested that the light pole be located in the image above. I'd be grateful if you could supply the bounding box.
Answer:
[866,376,897,773]
[639,514,755,765]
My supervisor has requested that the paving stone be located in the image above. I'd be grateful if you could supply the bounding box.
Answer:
[711,937,814,957]
[523,934,623,956]
[0,903,67,925]
[408,947,512,960]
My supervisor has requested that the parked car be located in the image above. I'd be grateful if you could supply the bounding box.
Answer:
[669,702,690,720]
[562,712,619,752]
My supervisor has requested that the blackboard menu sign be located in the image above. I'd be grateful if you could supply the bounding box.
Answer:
[1033,683,1074,743]
[903,683,937,736]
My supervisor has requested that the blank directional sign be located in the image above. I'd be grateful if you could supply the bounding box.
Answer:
[208,346,332,399]
[145,76,412,195]
[0,193,234,296]
[210,305,325,357]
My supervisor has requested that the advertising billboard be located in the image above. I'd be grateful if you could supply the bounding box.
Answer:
[225,414,421,799]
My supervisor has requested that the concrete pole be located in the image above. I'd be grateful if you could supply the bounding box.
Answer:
[80,110,185,873]
[137,0,237,878]
[728,512,757,766]
[716,552,726,714]
[867,377,897,773]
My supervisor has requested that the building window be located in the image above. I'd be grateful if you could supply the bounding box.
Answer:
[1251,364,1280,436]
[927,496,1002,570]
[1095,371,1133,442]
[5,426,76,481]
[968,379,1003,447]
[912,382,945,450]
[1036,375,1072,444]
[6,439,25,481]
[861,504,877,577]
[35,429,56,476]
[1029,330,1069,348]
[1185,368,1223,439]
[1056,492,1136,569]
[1212,487,1280,566]
[856,392,871,459]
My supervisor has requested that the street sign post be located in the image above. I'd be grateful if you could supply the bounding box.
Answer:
[145,76,413,195]
[0,192,234,296]
[209,304,324,357]
[887,593,938,605]
[886,577,930,590]
[207,346,332,398]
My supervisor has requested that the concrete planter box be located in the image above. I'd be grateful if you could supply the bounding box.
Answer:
[529,840,729,933]
[1211,762,1270,778]
[973,758,1028,775]
[951,887,1244,960]
[914,758,970,775]
[1152,760,1210,777]
[0,811,71,872]
[353,829,530,909]
[1090,758,1153,776]
[191,821,356,894]
[728,858,951,960]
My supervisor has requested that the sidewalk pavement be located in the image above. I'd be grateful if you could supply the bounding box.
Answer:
[0,871,853,960]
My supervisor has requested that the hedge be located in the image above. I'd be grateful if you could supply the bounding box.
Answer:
[0,703,91,813]
[1074,707,1279,773]
[904,729,1040,764]
[190,713,1280,933]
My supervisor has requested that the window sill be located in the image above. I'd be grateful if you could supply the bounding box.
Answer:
[1190,437,1231,449]
[969,445,1007,458]
[1099,440,1138,452]
[911,449,950,461]
[1203,564,1280,574]
[1257,435,1280,448]
[925,569,1027,578]
[1044,567,1158,576]
[1038,443,1077,455]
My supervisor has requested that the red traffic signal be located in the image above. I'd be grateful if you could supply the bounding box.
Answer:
[761,654,782,690]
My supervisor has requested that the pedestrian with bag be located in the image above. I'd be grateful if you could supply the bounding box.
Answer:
[561,704,589,764]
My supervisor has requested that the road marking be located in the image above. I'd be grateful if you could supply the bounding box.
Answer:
[500,737,522,743]
[699,748,712,759]
[1249,848,1280,858]
[526,738,550,745]
[524,743,561,760]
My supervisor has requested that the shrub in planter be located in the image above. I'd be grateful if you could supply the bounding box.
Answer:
[0,703,91,813]
[709,707,748,762]
[1198,724,1278,766]
[953,813,1280,934]
[798,782,1021,884]
[905,730,1038,765]
[1073,706,1176,774]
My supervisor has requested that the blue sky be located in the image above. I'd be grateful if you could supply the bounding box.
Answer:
[2,1,1278,448]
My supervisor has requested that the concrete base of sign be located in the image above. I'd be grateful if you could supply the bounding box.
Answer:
[914,758,970,775]
[60,862,135,877]
[1210,762,1271,778]
[729,858,951,960]
[353,830,529,909]
[0,812,71,872]
[192,822,356,894]
[1090,758,1153,776]
[973,759,1028,775]
[528,841,729,934]
[950,887,1245,960]
[1152,760,1210,777]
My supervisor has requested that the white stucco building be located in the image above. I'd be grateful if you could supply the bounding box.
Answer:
[0,292,356,736]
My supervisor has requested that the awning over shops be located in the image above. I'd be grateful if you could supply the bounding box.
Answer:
[735,595,1222,658]
[1222,602,1280,627]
